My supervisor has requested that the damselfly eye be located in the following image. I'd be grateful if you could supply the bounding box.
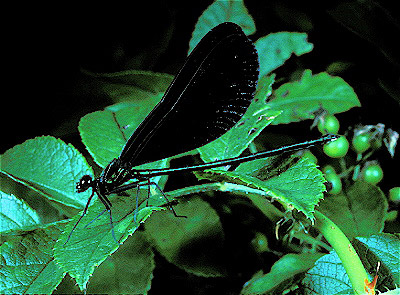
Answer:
[76,175,93,192]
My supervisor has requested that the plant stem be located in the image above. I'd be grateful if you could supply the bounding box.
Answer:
[164,182,271,199]
[314,210,369,295]
[352,153,363,181]
[164,183,334,252]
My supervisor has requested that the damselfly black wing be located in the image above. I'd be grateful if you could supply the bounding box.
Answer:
[68,23,337,246]
[118,22,259,168]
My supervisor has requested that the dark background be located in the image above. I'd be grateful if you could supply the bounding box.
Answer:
[6,0,399,189]
[5,1,400,294]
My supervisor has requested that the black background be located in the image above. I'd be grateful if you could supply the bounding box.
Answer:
[6,0,399,189]
[5,1,400,294]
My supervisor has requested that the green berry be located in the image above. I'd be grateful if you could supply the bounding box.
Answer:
[322,165,336,175]
[318,114,340,134]
[323,165,342,194]
[385,210,398,222]
[326,174,342,194]
[389,187,400,202]
[323,136,349,158]
[362,164,383,185]
[352,133,371,153]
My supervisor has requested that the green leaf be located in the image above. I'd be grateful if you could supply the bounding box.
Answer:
[355,235,400,289]
[54,154,169,291]
[87,231,155,294]
[79,99,163,168]
[241,253,324,294]
[80,69,173,102]
[0,191,41,232]
[255,157,326,221]
[198,75,280,163]
[0,136,92,209]
[302,233,400,294]
[0,221,67,294]
[199,156,326,221]
[254,32,313,76]
[302,250,358,294]
[380,288,400,295]
[145,196,226,277]
[318,181,387,239]
[268,70,361,125]
[54,192,162,291]
[189,0,256,54]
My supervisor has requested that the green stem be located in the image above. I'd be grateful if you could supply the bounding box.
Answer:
[164,183,335,252]
[352,153,363,181]
[314,210,369,295]
[164,182,271,199]
[165,183,370,294]
[164,182,288,223]
[339,157,348,175]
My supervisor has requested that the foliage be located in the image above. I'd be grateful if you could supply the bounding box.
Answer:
[1,1,399,294]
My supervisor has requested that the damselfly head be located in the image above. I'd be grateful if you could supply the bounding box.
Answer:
[76,175,93,193]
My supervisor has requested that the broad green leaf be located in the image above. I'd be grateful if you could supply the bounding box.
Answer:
[355,235,400,289]
[302,250,359,294]
[53,155,169,292]
[198,156,326,220]
[268,70,360,125]
[145,196,226,277]
[199,75,280,163]
[87,231,155,294]
[80,69,173,102]
[79,99,162,168]
[189,0,256,54]
[54,192,163,291]
[253,157,326,220]
[302,233,400,294]
[0,221,67,294]
[381,288,400,295]
[241,253,324,294]
[0,136,92,209]
[255,32,313,76]
[318,181,387,239]
[0,191,41,232]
